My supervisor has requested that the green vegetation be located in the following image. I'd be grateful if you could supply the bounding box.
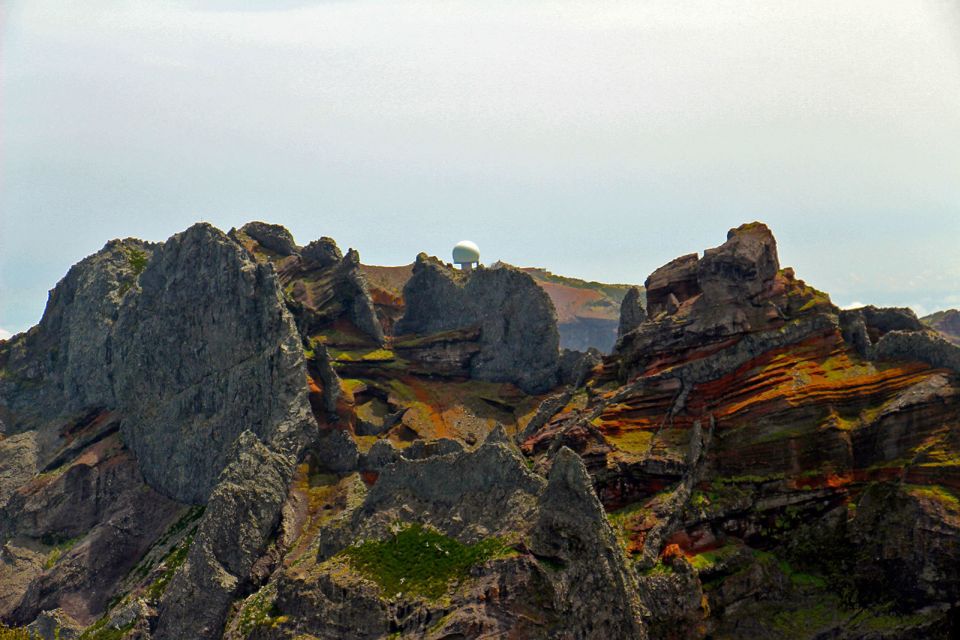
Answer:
[126,248,148,276]
[145,534,193,601]
[78,615,133,640]
[906,484,960,513]
[43,536,81,570]
[118,247,149,296]
[340,523,510,599]
[235,585,288,636]
[0,626,32,640]
[688,544,741,572]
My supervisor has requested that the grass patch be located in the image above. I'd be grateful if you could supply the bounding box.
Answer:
[0,627,32,640]
[340,523,510,599]
[906,484,960,513]
[688,544,741,572]
[44,536,81,570]
[144,534,193,601]
[78,616,134,640]
[236,585,288,636]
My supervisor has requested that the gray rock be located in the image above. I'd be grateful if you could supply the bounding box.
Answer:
[0,238,155,435]
[154,431,295,640]
[557,347,602,387]
[238,221,298,257]
[617,285,646,338]
[698,221,779,304]
[400,437,464,460]
[530,447,647,638]
[872,330,960,372]
[310,428,359,473]
[645,253,699,318]
[360,439,400,471]
[0,432,38,507]
[113,223,309,504]
[25,608,83,640]
[396,255,560,393]
[301,237,343,269]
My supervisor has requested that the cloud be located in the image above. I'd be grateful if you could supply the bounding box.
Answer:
[0,327,12,340]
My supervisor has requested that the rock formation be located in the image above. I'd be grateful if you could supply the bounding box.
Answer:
[617,285,645,339]
[395,254,560,393]
[523,222,960,638]
[2,219,960,639]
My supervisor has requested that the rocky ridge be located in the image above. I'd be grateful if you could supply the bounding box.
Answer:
[1,220,958,639]
[523,222,960,638]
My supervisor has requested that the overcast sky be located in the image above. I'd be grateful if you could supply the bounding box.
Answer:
[2,0,959,338]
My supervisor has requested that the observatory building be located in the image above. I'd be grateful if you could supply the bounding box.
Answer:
[452,240,480,271]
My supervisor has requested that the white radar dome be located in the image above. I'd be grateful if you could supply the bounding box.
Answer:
[452,240,480,265]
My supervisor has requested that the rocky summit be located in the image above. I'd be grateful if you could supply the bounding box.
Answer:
[1,221,959,639]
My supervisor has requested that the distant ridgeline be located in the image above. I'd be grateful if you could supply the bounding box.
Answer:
[1,220,960,639]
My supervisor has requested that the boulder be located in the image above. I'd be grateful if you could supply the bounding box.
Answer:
[238,221,298,257]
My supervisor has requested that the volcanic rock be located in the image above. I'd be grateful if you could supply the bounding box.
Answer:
[617,285,646,338]
[395,254,560,393]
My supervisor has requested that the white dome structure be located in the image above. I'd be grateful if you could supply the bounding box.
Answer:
[452,240,480,270]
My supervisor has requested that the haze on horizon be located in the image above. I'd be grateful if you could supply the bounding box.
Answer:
[1,0,959,339]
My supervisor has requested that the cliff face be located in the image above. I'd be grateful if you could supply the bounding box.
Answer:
[523,222,960,638]
[395,254,560,394]
[1,220,959,640]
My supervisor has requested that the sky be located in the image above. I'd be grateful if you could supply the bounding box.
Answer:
[2,0,959,338]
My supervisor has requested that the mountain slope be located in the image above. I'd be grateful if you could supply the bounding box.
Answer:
[0,221,958,639]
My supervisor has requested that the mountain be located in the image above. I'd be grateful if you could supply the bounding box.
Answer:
[924,309,960,346]
[0,221,958,639]
[520,268,637,353]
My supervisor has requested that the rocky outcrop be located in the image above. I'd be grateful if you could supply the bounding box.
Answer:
[396,255,560,393]
[529,447,647,637]
[617,285,646,339]
[231,222,385,345]
[524,222,960,638]
[155,431,296,640]
[0,238,156,434]
[250,438,644,638]
[113,223,310,504]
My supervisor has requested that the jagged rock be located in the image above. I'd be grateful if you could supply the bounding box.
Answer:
[645,253,700,318]
[25,608,83,640]
[529,447,647,637]
[698,221,779,304]
[310,428,359,473]
[312,345,341,421]
[360,439,400,471]
[557,347,602,387]
[2,448,182,626]
[113,223,309,504]
[155,431,295,640]
[400,437,464,460]
[617,286,646,338]
[396,255,560,393]
[872,330,960,373]
[238,221,298,257]
[0,432,38,506]
[0,238,155,434]
[301,237,343,269]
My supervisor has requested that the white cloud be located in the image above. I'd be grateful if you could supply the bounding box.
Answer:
[0,327,12,340]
